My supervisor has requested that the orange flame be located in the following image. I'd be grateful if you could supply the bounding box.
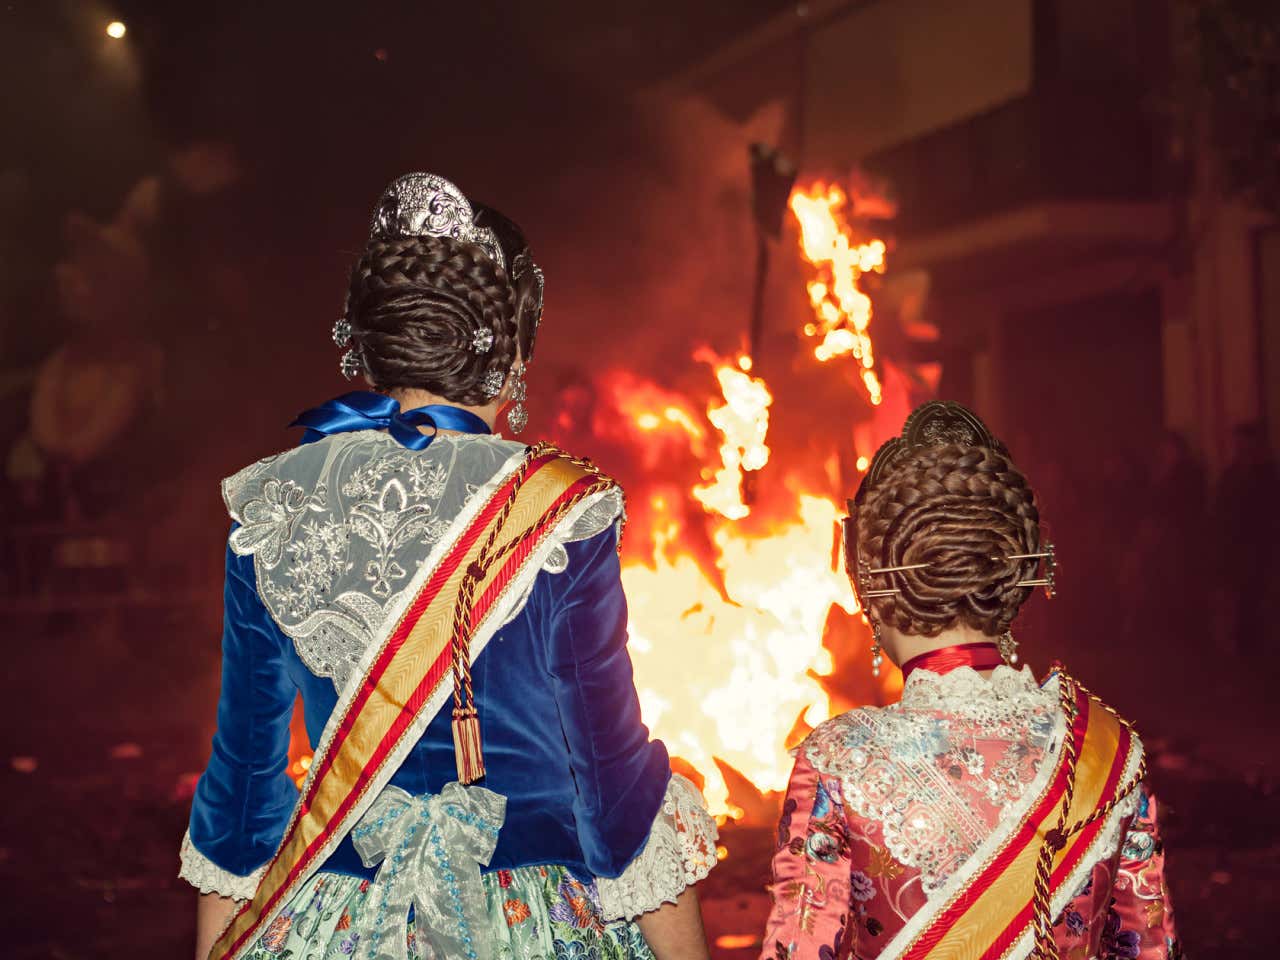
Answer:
[691,354,772,521]
[789,183,887,405]
[596,371,708,461]
[615,356,859,815]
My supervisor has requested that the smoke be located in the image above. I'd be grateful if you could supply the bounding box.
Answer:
[529,95,789,383]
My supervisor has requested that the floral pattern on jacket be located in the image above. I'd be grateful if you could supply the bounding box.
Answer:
[761,668,1180,960]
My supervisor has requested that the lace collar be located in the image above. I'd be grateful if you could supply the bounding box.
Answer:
[897,664,1056,719]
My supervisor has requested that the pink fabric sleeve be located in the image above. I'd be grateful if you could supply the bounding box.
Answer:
[1110,785,1181,959]
[761,755,853,960]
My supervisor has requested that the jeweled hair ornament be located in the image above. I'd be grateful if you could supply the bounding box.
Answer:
[332,318,352,347]
[856,400,1004,507]
[369,172,506,270]
[335,173,510,380]
[479,368,505,400]
[339,348,365,381]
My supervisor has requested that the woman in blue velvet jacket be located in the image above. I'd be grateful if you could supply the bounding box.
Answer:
[182,174,717,960]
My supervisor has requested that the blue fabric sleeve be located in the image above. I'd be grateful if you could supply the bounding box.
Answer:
[187,539,300,876]
[544,523,671,879]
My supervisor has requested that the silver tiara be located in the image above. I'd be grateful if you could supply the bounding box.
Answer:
[369,173,506,271]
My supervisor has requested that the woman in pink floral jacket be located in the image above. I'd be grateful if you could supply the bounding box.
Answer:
[762,402,1180,960]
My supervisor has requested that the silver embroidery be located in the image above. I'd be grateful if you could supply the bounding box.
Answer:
[222,432,624,692]
[804,666,1060,896]
[229,477,315,566]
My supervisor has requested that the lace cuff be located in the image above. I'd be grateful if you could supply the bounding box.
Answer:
[596,773,719,922]
[178,830,266,901]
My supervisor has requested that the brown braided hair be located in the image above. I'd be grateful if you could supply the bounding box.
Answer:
[343,234,518,405]
[855,435,1043,638]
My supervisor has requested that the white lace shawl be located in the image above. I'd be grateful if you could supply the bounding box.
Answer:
[221,432,624,694]
[803,665,1142,916]
[596,774,720,921]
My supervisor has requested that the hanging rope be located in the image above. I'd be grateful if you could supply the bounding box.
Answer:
[450,444,615,782]
[1029,667,1147,958]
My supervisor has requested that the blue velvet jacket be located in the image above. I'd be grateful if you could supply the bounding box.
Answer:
[186,430,670,889]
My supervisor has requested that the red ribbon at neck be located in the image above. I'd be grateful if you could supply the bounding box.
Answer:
[900,642,1005,683]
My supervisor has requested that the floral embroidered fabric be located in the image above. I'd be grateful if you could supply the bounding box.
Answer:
[802,666,1061,895]
[222,433,624,693]
[596,773,720,921]
[765,667,1181,960]
[238,864,656,960]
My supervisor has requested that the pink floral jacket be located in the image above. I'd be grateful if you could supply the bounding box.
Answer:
[762,666,1180,960]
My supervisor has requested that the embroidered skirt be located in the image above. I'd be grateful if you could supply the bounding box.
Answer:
[245,865,657,959]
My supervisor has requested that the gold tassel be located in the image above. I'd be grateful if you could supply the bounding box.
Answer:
[452,708,485,784]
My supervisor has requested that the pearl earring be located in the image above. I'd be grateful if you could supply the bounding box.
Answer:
[998,629,1019,665]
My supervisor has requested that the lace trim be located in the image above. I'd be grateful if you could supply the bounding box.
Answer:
[177,830,264,901]
[221,434,623,692]
[596,774,719,922]
[898,664,1056,721]
[804,672,1063,894]
[563,487,624,544]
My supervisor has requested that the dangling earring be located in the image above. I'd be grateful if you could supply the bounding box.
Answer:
[506,362,528,434]
[870,621,884,678]
[998,629,1019,665]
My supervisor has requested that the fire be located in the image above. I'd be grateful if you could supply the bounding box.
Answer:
[618,357,859,815]
[610,377,706,448]
[691,355,772,521]
[789,183,887,405]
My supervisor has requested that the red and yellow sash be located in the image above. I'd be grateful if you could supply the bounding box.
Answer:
[891,672,1144,960]
[211,445,615,960]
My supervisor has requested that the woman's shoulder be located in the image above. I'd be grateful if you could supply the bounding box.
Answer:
[798,702,915,777]
[517,441,625,545]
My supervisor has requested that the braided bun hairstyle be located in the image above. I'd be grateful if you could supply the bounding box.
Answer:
[854,407,1044,637]
[343,235,518,405]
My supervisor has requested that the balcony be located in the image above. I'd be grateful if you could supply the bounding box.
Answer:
[863,86,1165,237]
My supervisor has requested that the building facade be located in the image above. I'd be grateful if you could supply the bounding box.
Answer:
[654,0,1277,476]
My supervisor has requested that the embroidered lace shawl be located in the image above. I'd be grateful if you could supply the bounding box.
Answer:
[222,432,623,693]
[763,667,1177,960]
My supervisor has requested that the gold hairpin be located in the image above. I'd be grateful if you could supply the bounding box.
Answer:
[858,542,1057,599]
[1010,542,1056,598]
[867,562,930,575]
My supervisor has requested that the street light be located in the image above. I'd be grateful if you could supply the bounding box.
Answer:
[106,21,126,39]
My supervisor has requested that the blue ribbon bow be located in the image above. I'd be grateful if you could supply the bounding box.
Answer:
[351,782,507,960]
[290,391,491,450]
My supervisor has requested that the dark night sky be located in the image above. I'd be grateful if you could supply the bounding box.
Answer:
[2,1,795,249]
[1,0,796,386]
[0,0,806,560]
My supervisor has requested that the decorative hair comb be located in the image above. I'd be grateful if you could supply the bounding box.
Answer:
[855,400,1005,508]
[369,172,506,270]
[333,173,509,380]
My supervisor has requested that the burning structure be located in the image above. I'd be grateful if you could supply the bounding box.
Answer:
[570,176,917,821]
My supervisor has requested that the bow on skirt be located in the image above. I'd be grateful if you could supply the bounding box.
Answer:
[350,781,507,960]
